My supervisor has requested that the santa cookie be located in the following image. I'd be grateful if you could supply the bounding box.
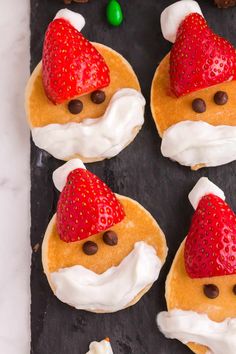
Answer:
[157,177,236,354]
[26,9,145,162]
[42,159,167,312]
[151,0,236,170]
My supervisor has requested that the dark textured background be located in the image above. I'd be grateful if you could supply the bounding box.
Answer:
[30,1,236,353]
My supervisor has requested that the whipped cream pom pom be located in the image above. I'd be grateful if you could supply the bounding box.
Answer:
[54,9,85,32]
[160,0,203,43]
[52,159,86,192]
[188,177,225,210]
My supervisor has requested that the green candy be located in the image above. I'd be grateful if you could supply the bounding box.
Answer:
[106,0,123,27]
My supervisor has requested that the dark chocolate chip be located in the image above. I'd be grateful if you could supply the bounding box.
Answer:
[214,91,228,105]
[203,284,219,299]
[82,241,98,255]
[233,285,236,295]
[91,90,106,104]
[192,98,206,113]
[103,230,118,246]
[68,99,83,114]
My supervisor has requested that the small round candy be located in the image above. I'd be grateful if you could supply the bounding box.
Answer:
[91,90,106,104]
[68,99,83,114]
[233,285,236,295]
[103,230,118,246]
[82,241,98,255]
[192,98,206,113]
[214,91,228,105]
[203,284,219,299]
[106,0,123,27]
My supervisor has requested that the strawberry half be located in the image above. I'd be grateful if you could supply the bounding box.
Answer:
[42,18,110,104]
[170,13,236,97]
[56,168,125,242]
[184,194,236,278]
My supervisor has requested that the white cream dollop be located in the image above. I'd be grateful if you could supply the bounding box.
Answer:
[32,88,145,161]
[157,309,236,354]
[160,0,203,43]
[51,241,162,312]
[188,177,225,210]
[52,159,86,192]
[85,339,113,354]
[161,120,236,168]
[54,9,85,32]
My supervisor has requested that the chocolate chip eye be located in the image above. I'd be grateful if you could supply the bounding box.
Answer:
[103,230,118,246]
[82,241,98,255]
[68,99,83,114]
[232,285,236,295]
[203,284,219,299]
[192,98,206,113]
[214,91,228,105]
[91,90,106,104]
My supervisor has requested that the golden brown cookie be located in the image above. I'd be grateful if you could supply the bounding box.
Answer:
[151,1,236,170]
[166,240,236,354]
[42,159,167,313]
[25,10,145,162]
[43,194,167,313]
[158,177,236,353]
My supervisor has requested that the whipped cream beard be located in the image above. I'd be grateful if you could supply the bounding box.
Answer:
[86,339,113,354]
[157,309,236,354]
[32,89,145,161]
[50,241,162,312]
[161,121,236,167]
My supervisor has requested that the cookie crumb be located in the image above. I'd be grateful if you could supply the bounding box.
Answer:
[33,243,40,253]
[214,0,236,8]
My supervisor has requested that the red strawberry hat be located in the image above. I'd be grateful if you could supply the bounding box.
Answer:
[42,9,110,104]
[53,159,125,243]
[185,177,236,278]
[161,1,236,97]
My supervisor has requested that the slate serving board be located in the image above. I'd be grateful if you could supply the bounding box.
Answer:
[30,1,236,353]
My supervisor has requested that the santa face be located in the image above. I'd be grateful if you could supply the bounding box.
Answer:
[26,10,145,162]
[42,160,167,313]
[166,243,236,323]
[159,242,236,354]
[157,178,236,354]
[151,1,236,170]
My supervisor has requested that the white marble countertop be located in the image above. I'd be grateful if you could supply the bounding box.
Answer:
[0,1,30,353]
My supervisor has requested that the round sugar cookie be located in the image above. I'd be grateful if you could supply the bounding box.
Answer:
[26,42,143,163]
[150,1,236,170]
[157,177,236,353]
[42,195,167,313]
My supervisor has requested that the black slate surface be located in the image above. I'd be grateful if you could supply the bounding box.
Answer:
[30,1,236,353]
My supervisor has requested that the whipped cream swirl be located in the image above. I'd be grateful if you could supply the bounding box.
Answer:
[161,120,236,168]
[51,241,162,312]
[32,88,145,161]
[157,309,236,354]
